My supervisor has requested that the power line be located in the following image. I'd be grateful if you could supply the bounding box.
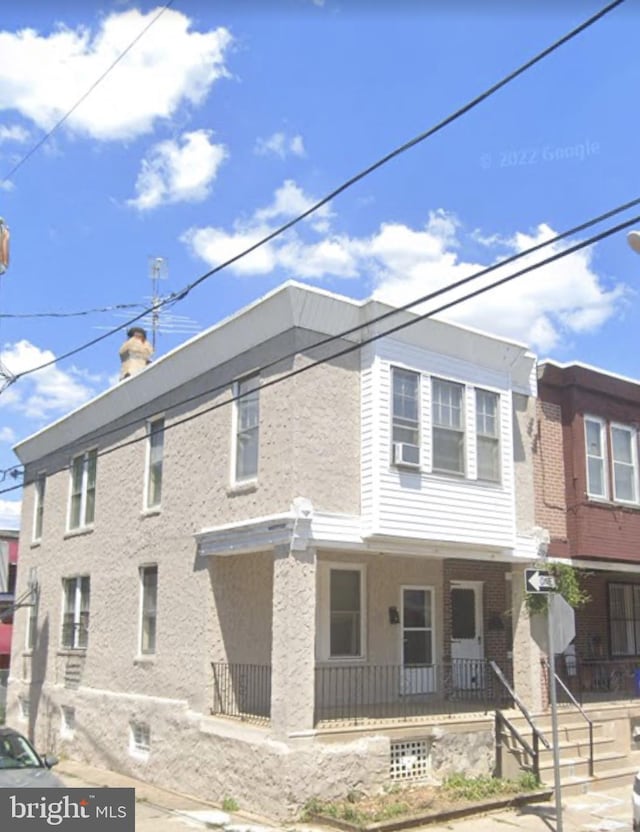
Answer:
[1,205,638,499]
[9,192,640,459]
[4,0,624,387]
[1,1,176,188]
[0,302,145,320]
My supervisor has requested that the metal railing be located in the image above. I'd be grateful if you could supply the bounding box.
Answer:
[211,663,271,723]
[552,665,594,777]
[553,656,640,704]
[314,660,512,725]
[491,660,550,782]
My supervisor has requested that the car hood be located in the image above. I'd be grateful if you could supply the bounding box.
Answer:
[0,767,65,788]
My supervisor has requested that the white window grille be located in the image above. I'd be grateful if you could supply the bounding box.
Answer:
[68,449,97,530]
[390,739,431,781]
[130,721,151,755]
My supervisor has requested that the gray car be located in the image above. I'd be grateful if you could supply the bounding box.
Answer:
[0,727,64,788]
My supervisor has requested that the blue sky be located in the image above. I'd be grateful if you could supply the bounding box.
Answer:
[0,0,639,526]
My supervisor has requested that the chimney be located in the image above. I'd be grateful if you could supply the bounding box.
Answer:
[119,327,153,380]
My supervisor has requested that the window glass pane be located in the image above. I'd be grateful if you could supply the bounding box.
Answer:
[587,457,604,496]
[612,427,633,464]
[330,570,361,657]
[476,390,498,437]
[432,380,463,429]
[609,583,636,655]
[585,420,602,455]
[614,464,635,502]
[392,369,420,447]
[477,436,500,481]
[403,589,428,628]
[432,427,464,473]
[236,376,259,480]
[451,589,476,639]
[404,631,432,665]
[147,420,164,507]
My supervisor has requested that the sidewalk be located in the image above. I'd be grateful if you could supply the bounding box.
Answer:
[56,759,635,832]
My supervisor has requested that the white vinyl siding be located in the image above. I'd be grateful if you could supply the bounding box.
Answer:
[611,424,638,503]
[233,374,260,483]
[68,449,97,530]
[585,417,607,499]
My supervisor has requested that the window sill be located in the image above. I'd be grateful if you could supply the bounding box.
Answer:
[63,526,94,540]
[56,649,88,657]
[140,508,161,519]
[134,655,156,665]
[586,496,640,510]
[226,480,258,497]
[30,540,42,549]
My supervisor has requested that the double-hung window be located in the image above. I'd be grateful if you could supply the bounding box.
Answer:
[476,389,500,482]
[611,424,638,503]
[233,374,260,482]
[33,473,46,541]
[139,565,158,655]
[391,368,420,465]
[609,582,640,655]
[584,417,607,499]
[68,450,97,530]
[145,418,164,510]
[432,379,465,475]
[62,576,90,650]
[329,567,363,658]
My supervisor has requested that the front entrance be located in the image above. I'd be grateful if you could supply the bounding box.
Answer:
[400,586,435,694]
[450,581,485,690]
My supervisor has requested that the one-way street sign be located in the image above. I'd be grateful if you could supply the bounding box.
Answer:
[525,568,557,593]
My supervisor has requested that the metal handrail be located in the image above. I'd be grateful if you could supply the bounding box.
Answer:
[490,661,551,749]
[552,667,594,777]
[495,710,541,780]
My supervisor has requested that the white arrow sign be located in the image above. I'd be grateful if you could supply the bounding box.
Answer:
[525,568,557,593]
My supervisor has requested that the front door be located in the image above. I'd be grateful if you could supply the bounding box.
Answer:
[450,581,485,690]
[401,586,435,694]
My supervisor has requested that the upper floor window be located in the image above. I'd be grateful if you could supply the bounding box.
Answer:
[68,449,97,530]
[233,374,260,482]
[33,472,46,541]
[432,378,465,475]
[145,418,164,510]
[611,424,638,503]
[585,417,607,499]
[62,576,90,650]
[476,389,500,482]
[609,582,640,656]
[139,565,158,655]
[391,368,420,466]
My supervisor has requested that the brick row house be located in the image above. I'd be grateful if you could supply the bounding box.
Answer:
[6,281,549,814]
[536,360,640,698]
[0,529,19,710]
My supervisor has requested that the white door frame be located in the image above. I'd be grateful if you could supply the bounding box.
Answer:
[400,585,435,695]
[450,580,485,690]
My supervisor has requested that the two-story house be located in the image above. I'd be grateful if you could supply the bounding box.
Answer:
[537,360,640,697]
[0,528,19,712]
[7,282,542,816]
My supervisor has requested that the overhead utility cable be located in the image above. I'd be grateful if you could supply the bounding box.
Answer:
[4,0,624,385]
[1,205,638,498]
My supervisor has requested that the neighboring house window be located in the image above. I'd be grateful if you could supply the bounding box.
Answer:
[476,389,500,482]
[60,706,76,739]
[329,567,363,658]
[145,418,164,509]
[130,722,151,756]
[585,417,607,498]
[233,374,260,482]
[68,450,97,529]
[62,576,90,649]
[391,368,420,465]
[26,593,38,651]
[33,473,46,541]
[432,378,465,474]
[611,424,638,503]
[609,582,640,655]
[139,565,158,655]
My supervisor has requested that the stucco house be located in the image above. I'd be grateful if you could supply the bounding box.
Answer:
[7,281,545,816]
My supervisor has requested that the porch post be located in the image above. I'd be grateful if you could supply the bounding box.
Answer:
[270,530,317,738]
[511,564,543,712]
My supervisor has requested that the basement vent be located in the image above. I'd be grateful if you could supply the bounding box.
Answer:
[390,739,431,781]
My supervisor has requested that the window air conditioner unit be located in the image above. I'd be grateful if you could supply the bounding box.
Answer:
[393,442,420,468]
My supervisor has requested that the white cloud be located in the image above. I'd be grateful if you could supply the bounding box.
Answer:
[0,9,232,141]
[0,124,30,144]
[128,130,227,210]
[0,426,16,443]
[184,190,627,351]
[254,132,306,159]
[0,340,97,420]
[0,498,20,529]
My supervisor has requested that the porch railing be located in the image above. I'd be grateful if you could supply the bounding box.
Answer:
[211,662,271,723]
[315,660,513,725]
[552,656,640,705]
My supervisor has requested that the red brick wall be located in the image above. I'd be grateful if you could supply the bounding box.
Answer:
[534,399,568,550]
